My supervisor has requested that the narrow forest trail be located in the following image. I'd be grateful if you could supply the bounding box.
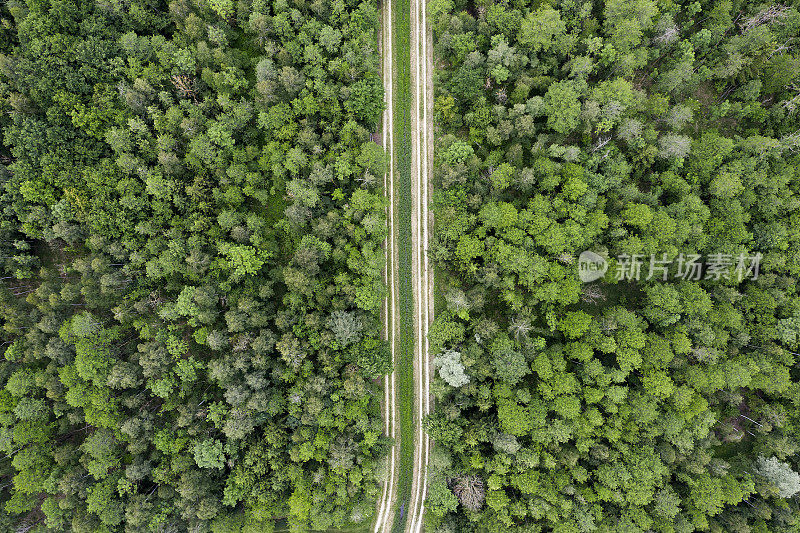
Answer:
[373,0,398,531]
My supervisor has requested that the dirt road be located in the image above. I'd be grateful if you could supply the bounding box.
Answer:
[406,0,434,530]
[373,0,433,530]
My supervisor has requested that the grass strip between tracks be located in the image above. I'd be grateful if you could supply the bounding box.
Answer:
[390,0,413,529]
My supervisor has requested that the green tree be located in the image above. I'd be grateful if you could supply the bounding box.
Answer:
[519,7,566,53]
[434,349,470,387]
[756,456,800,498]
[544,81,582,135]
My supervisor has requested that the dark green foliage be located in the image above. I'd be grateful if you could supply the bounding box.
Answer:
[0,0,388,530]
[428,1,800,532]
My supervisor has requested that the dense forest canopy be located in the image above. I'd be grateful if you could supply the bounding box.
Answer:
[426,0,800,532]
[0,0,389,531]
[3,0,800,531]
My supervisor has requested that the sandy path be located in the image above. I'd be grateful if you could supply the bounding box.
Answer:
[373,0,399,530]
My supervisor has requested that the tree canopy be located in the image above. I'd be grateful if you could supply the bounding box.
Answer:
[427,0,800,531]
[0,0,389,530]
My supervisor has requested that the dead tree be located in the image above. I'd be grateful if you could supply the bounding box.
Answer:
[171,75,198,103]
[740,4,789,33]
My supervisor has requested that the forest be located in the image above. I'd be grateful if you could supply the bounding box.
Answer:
[0,0,390,531]
[426,0,800,532]
[3,0,800,531]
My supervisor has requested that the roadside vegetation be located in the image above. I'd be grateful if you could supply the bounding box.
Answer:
[0,0,389,531]
[426,0,800,531]
[388,0,416,530]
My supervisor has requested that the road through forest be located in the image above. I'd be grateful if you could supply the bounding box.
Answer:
[373,0,433,531]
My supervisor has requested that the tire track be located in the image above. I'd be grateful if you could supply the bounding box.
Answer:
[406,0,433,529]
[373,0,398,530]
